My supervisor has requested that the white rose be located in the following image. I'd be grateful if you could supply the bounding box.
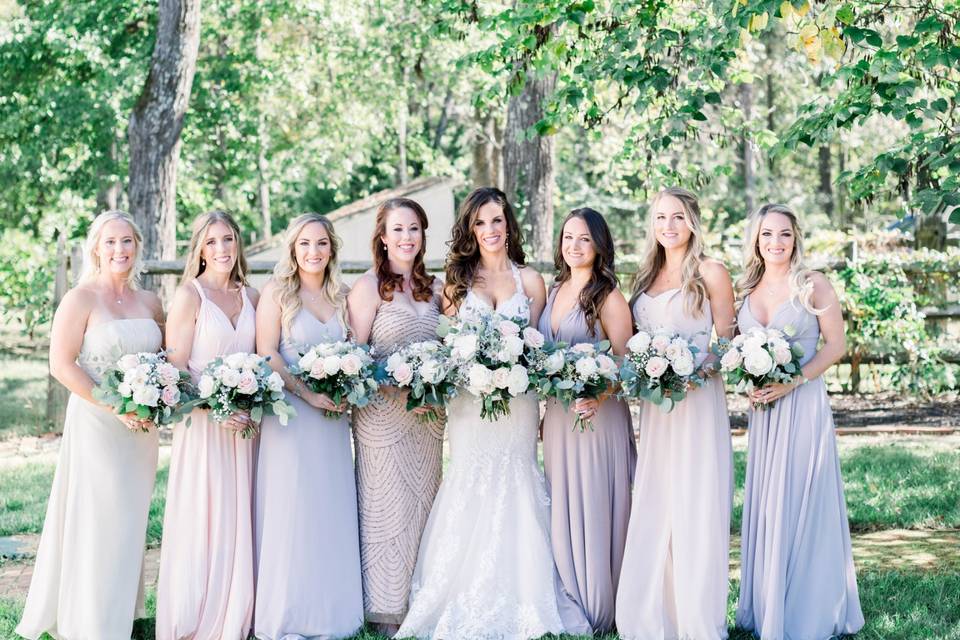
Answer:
[243,353,262,370]
[123,367,148,387]
[340,353,363,376]
[158,363,180,386]
[720,348,743,371]
[507,364,530,395]
[118,354,140,371]
[498,320,521,336]
[132,384,160,407]
[575,356,599,379]
[644,356,669,378]
[596,354,617,376]
[266,371,284,393]
[219,367,241,388]
[522,327,545,349]
[198,375,216,398]
[773,345,793,365]
[225,353,246,369]
[744,349,774,377]
[545,350,566,375]
[309,358,328,379]
[452,334,478,362]
[420,359,441,384]
[299,350,319,371]
[322,355,342,376]
[492,367,511,389]
[393,362,414,386]
[627,331,651,353]
[467,364,494,395]
[743,335,766,353]
[571,343,596,355]
[731,334,746,347]
[503,335,524,358]
[117,381,133,397]
[665,343,684,362]
[386,352,405,372]
[672,356,695,377]
[161,385,181,406]
[766,328,784,342]
[237,371,259,395]
[651,334,671,354]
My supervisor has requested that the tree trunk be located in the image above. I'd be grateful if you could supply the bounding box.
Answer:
[738,82,755,215]
[837,147,846,229]
[127,0,202,296]
[96,138,122,212]
[471,107,501,188]
[503,72,556,263]
[818,144,834,219]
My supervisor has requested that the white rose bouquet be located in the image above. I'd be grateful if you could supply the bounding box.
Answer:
[287,341,381,418]
[714,326,805,409]
[193,352,295,437]
[619,329,704,413]
[384,340,457,423]
[533,340,619,431]
[437,313,538,421]
[93,351,196,431]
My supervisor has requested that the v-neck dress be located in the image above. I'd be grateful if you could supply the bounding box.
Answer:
[537,286,636,634]
[352,285,444,625]
[156,279,257,640]
[254,307,363,639]
[735,295,863,640]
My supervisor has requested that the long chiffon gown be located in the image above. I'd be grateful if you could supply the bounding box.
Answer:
[353,289,444,625]
[254,308,363,639]
[16,318,161,640]
[735,296,864,640]
[616,288,733,640]
[396,263,591,640]
[538,287,636,634]
[156,280,257,640]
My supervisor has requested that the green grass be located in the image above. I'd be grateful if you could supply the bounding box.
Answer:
[0,460,169,545]
[0,357,49,440]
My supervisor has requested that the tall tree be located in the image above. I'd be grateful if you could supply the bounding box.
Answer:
[127,0,202,281]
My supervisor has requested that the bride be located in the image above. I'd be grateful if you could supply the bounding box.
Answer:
[396,187,590,640]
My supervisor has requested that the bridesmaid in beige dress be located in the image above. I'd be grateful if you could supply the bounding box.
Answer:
[156,211,260,640]
[347,197,444,635]
[538,208,636,634]
[17,211,164,640]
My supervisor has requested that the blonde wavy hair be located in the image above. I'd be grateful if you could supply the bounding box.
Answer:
[737,203,821,314]
[79,210,144,288]
[180,210,249,287]
[271,213,349,336]
[629,187,708,316]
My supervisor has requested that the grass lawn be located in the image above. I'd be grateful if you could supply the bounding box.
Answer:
[0,357,49,440]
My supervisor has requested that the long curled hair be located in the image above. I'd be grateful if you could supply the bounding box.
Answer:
[272,213,349,335]
[552,208,619,337]
[79,210,144,288]
[444,187,526,309]
[736,203,821,314]
[629,187,708,316]
[180,210,249,287]
[372,198,436,302]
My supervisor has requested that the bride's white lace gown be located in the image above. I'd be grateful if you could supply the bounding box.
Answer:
[396,264,590,640]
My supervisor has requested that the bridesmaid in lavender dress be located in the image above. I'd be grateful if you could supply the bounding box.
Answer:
[734,204,863,640]
[347,198,444,636]
[17,211,163,640]
[253,213,363,639]
[157,211,260,640]
[538,208,637,634]
[616,188,736,640]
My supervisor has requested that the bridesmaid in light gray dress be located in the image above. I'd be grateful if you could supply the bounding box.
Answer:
[734,204,863,640]
[254,214,363,639]
[538,208,636,634]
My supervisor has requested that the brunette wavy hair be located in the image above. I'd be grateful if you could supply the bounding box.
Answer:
[372,197,435,302]
[444,187,526,309]
[552,208,619,337]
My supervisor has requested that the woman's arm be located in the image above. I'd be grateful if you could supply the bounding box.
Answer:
[800,272,846,380]
[347,274,381,345]
[599,289,634,357]
[164,285,200,373]
[702,259,736,374]
[48,288,97,402]
[520,266,547,328]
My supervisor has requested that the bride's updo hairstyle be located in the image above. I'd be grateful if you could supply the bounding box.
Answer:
[444,187,526,310]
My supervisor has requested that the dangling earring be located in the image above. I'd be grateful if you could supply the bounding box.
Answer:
[200,257,206,269]
[505,233,510,251]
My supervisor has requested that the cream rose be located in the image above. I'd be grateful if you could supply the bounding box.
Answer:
[132,384,160,407]
[644,356,669,378]
[522,327,545,349]
[627,331,651,353]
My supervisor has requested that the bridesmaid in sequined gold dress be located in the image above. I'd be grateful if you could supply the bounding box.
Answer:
[347,198,444,636]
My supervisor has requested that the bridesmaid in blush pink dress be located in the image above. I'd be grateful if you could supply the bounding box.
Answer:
[156,211,260,640]
[616,188,736,640]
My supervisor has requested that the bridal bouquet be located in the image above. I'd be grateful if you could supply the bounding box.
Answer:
[194,352,295,437]
[93,351,195,431]
[438,313,543,421]
[533,340,619,431]
[715,326,804,409]
[619,329,704,413]
[384,340,457,423]
[288,341,381,417]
